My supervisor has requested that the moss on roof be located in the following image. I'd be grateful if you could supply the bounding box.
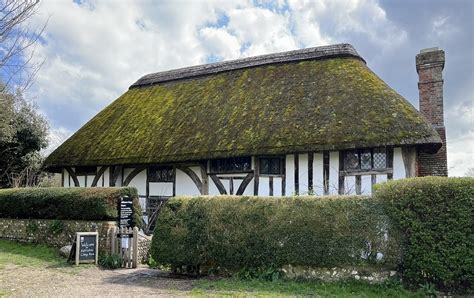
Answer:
[44,56,441,168]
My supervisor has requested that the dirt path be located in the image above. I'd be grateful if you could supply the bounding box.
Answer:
[0,264,196,297]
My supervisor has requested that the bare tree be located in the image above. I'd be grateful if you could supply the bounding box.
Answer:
[0,0,46,93]
[465,167,474,177]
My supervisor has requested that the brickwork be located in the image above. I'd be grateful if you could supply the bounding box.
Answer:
[416,48,448,176]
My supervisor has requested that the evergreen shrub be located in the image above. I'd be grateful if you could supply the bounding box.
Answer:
[0,187,143,227]
[374,177,473,294]
[151,196,400,274]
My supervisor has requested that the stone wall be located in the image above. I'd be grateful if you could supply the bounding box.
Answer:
[0,218,117,254]
[282,265,397,283]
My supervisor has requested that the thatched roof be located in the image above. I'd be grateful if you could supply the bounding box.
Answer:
[44,43,441,169]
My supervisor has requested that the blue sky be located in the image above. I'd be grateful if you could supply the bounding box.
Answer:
[21,0,473,176]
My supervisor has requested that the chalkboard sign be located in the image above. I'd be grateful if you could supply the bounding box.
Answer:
[119,196,134,228]
[70,232,98,265]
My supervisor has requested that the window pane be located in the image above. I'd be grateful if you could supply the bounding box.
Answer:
[361,150,372,170]
[344,151,359,170]
[75,166,96,176]
[270,158,281,174]
[373,148,387,169]
[211,157,251,173]
[260,158,283,175]
[149,166,174,182]
[260,159,270,174]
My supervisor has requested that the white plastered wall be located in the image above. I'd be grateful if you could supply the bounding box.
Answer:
[298,153,309,195]
[313,153,324,195]
[393,147,406,180]
[125,168,147,197]
[175,167,201,196]
[285,154,295,195]
[329,152,339,195]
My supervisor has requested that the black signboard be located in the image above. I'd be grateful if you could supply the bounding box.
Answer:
[79,235,96,261]
[119,196,134,229]
[68,232,98,265]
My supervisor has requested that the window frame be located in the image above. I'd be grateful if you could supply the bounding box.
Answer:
[74,166,97,176]
[258,156,285,176]
[209,156,252,174]
[341,147,392,175]
[148,166,175,183]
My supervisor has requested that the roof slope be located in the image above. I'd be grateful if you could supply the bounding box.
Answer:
[44,44,441,168]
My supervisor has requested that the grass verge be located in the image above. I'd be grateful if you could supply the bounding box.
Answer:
[0,239,66,269]
[191,278,424,297]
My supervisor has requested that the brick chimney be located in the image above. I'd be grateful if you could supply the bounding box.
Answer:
[416,47,448,176]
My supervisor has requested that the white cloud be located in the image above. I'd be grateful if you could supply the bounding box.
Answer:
[42,126,71,156]
[448,132,474,177]
[199,27,241,60]
[287,0,407,48]
[430,15,458,40]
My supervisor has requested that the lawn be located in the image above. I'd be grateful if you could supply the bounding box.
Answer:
[191,278,424,297]
[0,239,65,269]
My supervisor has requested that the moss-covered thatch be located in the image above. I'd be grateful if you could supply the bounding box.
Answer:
[44,47,441,169]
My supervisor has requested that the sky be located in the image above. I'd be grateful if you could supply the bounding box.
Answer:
[21,0,473,176]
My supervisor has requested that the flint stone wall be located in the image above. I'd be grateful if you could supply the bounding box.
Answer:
[0,218,116,254]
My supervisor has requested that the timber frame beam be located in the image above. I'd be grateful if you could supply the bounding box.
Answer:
[176,166,203,194]
[123,166,147,186]
[65,167,80,187]
[91,166,107,187]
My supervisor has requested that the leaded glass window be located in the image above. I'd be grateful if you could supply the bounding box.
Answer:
[75,166,97,176]
[373,148,387,169]
[210,157,251,173]
[343,148,388,171]
[148,166,174,182]
[344,150,359,170]
[360,150,372,170]
[260,157,284,175]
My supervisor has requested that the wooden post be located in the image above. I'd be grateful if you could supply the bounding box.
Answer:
[110,226,117,255]
[127,230,132,268]
[133,227,138,268]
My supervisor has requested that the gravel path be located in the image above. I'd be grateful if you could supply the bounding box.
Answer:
[0,264,196,297]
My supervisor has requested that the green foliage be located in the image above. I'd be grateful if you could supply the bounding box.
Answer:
[192,278,424,297]
[0,187,143,227]
[147,255,158,268]
[26,221,38,234]
[151,196,399,275]
[98,254,122,269]
[374,177,474,294]
[44,57,439,169]
[0,88,49,188]
[0,240,64,269]
[48,220,65,236]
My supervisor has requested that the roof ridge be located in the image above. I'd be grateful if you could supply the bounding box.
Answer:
[130,43,364,89]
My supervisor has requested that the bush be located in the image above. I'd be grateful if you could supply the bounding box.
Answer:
[0,187,143,228]
[99,254,122,269]
[374,177,474,294]
[151,196,400,275]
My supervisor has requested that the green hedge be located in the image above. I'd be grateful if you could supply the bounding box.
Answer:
[0,187,143,227]
[151,196,399,274]
[374,177,473,293]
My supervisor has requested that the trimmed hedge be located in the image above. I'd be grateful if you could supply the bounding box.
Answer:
[374,177,473,293]
[151,196,400,274]
[0,187,143,227]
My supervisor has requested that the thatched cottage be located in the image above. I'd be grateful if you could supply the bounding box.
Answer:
[44,44,448,220]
